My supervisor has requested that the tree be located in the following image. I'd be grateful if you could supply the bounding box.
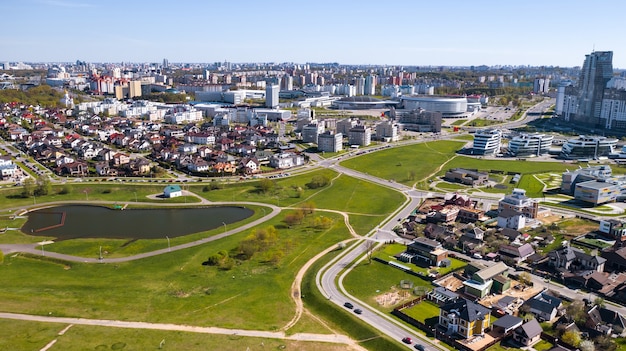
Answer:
[518,272,532,286]
[566,300,587,326]
[594,335,617,351]
[561,330,581,347]
[365,240,376,264]
[593,297,605,308]
[283,210,304,227]
[301,202,316,215]
[306,175,329,189]
[21,177,35,198]
[579,340,595,351]
[35,175,51,196]
[258,178,275,193]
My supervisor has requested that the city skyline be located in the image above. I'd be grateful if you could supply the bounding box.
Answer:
[3,0,626,68]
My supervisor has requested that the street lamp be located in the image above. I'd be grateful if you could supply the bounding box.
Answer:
[166,236,170,251]
[222,222,226,233]
[134,192,137,202]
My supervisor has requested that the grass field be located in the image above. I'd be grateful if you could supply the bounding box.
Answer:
[402,300,440,324]
[340,140,466,186]
[373,243,466,277]
[0,319,351,351]
[0,210,351,330]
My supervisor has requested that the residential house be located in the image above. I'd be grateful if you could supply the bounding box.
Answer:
[112,153,131,166]
[498,188,539,218]
[585,305,626,336]
[492,314,523,335]
[512,318,542,346]
[240,157,260,174]
[524,292,562,322]
[399,237,449,267]
[438,298,491,339]
[187,158,210,173]
[601,246,626,272]
[463,261,510,298]
[269,152,305,169]
[497,209,526,230]
[548,246,606,273]
[498,243,535,264]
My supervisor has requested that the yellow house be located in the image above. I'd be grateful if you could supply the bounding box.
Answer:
[438,298,491,339]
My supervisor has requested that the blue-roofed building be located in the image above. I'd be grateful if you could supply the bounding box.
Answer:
[163,184,182,198]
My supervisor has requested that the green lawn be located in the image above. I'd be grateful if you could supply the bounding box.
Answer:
[0,211,351,330]
[340,140,466,186]
[435,182,468,191]
[451,119,467,126]
[0,319,351,351]
[373,243,467,276]
[534,340,553,351]
[340,140,573,190]
[402,300,441,323]
[342,258,432,312]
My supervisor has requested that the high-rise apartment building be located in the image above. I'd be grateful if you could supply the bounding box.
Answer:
[265,84,279,108]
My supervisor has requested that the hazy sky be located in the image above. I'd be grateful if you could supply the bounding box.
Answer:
[3,0,626,68]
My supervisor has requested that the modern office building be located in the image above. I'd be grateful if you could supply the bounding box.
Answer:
[317,131,343,152]
[265,84,279,108]
[472,129,502,155]
[507,133,554,157]
[561,165,613,194]
[559,135,618,159]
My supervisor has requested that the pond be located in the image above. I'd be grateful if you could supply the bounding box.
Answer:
[21,205,254,240]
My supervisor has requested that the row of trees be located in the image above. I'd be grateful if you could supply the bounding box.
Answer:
[21,175,51,198]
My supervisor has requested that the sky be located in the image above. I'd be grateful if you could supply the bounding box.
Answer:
[3,0,626,68]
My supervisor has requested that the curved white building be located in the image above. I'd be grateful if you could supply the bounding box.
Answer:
[507,133,554,157]
[472,129,502,155]
[560,135,618,159]
[400,95,468,117]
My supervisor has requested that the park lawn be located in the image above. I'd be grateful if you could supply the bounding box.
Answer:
[340,140,466,186]
[435,182,468,191]
[402,300,441,323]
[0,211,351,331]
[0,183,195,209]
[2,321,350,351]
[0,319,62,351]
[349,213,393,236]
[452,134,475,141]
[451,119,467,126]
[296,174,405,216]
[486,343,523,351]
[191,168,339,206]
[442,157,572,177]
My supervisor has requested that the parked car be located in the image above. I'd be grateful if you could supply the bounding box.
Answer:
[402,337,412,344]
[343,302,353,309]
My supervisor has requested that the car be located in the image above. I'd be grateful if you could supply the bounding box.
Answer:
[414,344,425,351]
[343,302,353,309]
[402,337,412,344]
[354,308,362,314]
